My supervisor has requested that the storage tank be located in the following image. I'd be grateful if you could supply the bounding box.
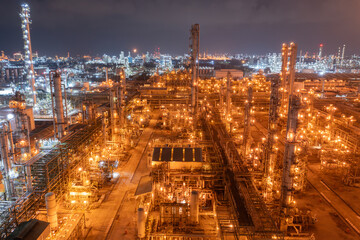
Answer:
[137,207,146,238]
[190,190,199,224]
[45,192,58,229]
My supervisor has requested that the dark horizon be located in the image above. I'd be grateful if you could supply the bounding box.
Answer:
[1,0,359,57]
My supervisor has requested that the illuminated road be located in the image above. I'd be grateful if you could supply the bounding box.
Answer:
[86,116,156,240]
[307,165,360,239]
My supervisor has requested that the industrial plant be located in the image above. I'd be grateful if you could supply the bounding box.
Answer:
[0,3,360,240]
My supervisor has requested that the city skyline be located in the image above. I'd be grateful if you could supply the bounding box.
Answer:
[1,0,360,56]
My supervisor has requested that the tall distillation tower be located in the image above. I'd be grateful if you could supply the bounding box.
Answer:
[190,24,200,116]
[20,3,36,105]
[280,42,299,212]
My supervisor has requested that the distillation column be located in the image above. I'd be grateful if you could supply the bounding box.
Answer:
[110,88,116,142]
[53,72,65,139]
[226,71,232,116]
[10,92,31,161]
[20,3,36,105]
[280,43,289,109]
[243,84,253,157]
[0,123,14,200]
[280,42,299,211]
[264,72,281,201]
[117,68,126,126]
[219,83,224,108]
[190,24,200,116]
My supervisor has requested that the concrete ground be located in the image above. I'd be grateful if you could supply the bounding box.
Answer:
[85,116,156,240]
[295,185,358,240]
[309,163,360,215]
[304,163,360,239]
[106,130,152,240]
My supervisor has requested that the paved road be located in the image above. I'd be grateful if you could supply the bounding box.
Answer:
[307,165,360,239]
[86,117,156,240]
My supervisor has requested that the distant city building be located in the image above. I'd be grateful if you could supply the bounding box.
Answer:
[159,55,172,70]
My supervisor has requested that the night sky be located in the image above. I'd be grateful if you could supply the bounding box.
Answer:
[1,0,359,57]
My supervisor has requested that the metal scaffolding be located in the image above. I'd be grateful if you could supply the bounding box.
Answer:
[202,110,283,239]
[0,118,103,239]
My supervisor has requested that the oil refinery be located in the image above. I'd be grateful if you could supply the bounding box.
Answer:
[1,2,360,240]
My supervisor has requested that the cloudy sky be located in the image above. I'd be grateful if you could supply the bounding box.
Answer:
[0,0,359,56]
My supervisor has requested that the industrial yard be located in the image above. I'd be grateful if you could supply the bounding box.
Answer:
[1,2,360,240]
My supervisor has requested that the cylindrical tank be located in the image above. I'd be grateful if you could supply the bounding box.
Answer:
[45,192,58,229]
[190,190,199,224]
[53,72,64,139]
[137,207,146,238]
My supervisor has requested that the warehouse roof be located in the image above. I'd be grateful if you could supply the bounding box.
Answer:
[152,147,202,162]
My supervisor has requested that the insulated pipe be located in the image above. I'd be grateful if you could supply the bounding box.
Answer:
[190,190,199,224]
[137,207,146,238]
[45,192,58,229]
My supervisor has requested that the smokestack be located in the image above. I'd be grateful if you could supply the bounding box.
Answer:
[190,24,200,116]
[53,72,65,139]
